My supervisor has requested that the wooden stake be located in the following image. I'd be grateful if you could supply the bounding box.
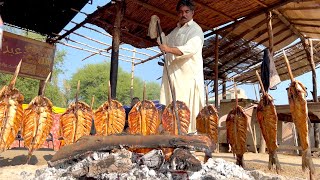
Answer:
[40,72,52,96]
[9,60,22,89]
[255,70,266,95]
[90,95,95,110]
[282,50,295,82]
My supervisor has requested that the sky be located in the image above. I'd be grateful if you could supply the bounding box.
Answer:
[56,0,320,106]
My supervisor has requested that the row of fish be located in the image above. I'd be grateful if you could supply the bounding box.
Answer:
[226,51,315,179]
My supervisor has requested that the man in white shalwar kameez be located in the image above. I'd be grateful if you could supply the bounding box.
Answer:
[159,0,204,133]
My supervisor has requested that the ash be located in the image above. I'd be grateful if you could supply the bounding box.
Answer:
[30,149,302,180]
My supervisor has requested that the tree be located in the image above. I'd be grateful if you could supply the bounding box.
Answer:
[68,61,161,109]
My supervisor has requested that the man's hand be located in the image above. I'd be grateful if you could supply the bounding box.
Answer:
[159,44,183,56]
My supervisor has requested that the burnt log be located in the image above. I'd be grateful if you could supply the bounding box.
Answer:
[48,135,214,167]
[170,148,202,172]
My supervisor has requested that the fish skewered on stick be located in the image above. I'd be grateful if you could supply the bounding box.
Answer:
[59,80,93,145]
[255,71,281,173]
[94,81,125,135]
[22,72,54,163]
[128,83,159,135]
[283,51,315,179]
[196,86,219,144]
[128,83,159,154]
[0,61,24,152]
[226,81,248,167]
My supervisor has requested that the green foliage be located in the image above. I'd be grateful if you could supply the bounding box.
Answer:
[68,61,161,108]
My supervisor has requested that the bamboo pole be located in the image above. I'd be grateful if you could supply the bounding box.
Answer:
[222,79,226,100]
[130,48,136,100]
[283,50,295,82]
[81,46,112,61]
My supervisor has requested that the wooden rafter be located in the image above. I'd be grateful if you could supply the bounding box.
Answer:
[220,32,294,76]
[292,22,320,28]
[280,6,320,11]
[194,1,236,21]
[131,0,213,30]
[204,20,283,65]
[204,0,296,38]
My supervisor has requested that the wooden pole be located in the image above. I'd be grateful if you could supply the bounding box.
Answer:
[110,0,125,99]
[222,78,226,100]
[267,11,274,55]
[38,80,45,95]
[214,34,219,108]
[309,39,320,148]
[130,48,136,100]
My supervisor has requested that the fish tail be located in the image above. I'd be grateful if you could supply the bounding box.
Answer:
[268,151,281,174]
[236,154,245,168]
[302,149,315,177]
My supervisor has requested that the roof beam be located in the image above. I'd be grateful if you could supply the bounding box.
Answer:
[131,0,211,30]
[193,1,236,21]
[280,6,320,11]
[204,0,297,38]
[219,32,294,76]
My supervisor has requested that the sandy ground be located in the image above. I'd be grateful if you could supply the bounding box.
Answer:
[0,148,319,179]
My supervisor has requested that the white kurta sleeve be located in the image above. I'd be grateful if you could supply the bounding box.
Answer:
[175,35,202,60]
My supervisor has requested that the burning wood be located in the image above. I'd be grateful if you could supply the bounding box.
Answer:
[48,134,215,167]
[59,81,93,145]
[0,61,24,152]
[255,71,281,173]
[22,73,54,163]
[283,51,315,179]
[94,81,125,135]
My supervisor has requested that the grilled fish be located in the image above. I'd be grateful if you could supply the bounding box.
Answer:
[226,105,248,167]
[162,100,190,135]
[287,80,315,176]
[94,99,125,135]
[128,100,159,135]
[0,61,24,152]
[22,96,53,160]
[257,93,281,172]
[60,101,93,145]
[196,104,219,143]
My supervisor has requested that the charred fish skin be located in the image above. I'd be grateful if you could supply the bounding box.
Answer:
[287,81,315,175]
[257,94,281,172]
[226,106,248,167]
[0,87,24,152]
[196,105,219,143]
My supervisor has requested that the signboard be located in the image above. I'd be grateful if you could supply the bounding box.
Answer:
[0,31,55,80]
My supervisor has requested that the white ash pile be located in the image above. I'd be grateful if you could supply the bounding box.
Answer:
[31,148,299,180]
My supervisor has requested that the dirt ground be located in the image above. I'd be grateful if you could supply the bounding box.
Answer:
[0,148,319,179]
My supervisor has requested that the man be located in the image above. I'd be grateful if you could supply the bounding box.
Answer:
[159,0,204,133]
